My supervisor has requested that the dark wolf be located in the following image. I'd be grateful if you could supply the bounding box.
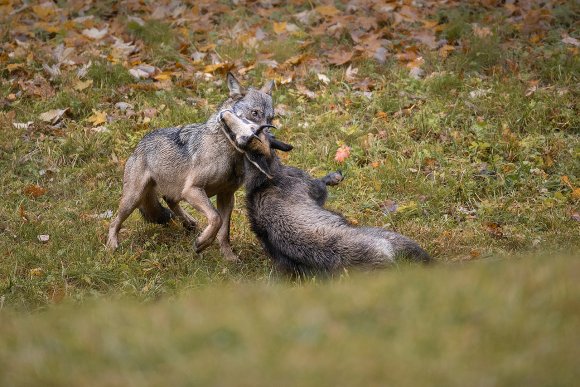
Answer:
[219,110,431,275]
[107,73,289,261]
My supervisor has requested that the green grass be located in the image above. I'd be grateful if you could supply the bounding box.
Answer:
[0,0,579,383]
[1,255,578,386]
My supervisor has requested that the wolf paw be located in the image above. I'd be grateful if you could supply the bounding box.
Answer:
[323,171,344,186]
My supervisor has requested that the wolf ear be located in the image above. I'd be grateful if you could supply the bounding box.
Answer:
[270,137,293,152]
[227,72,245,97]
[260,80,275,95]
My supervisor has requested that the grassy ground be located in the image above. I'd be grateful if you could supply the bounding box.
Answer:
[0,0,579,384]
[1,255,579,386]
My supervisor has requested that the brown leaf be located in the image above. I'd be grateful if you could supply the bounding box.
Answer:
[39,108,69,124]
[327,50,353,66]
[485,222,504,238]
[19,204,29,222]
[296,84,316,99]
[315,5,339,17]
[23,184,47,198]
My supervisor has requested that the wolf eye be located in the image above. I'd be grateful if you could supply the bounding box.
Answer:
[251,110,259,117]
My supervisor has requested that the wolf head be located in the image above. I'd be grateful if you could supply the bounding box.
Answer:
[220,109,293,178]
[225,72,275,128]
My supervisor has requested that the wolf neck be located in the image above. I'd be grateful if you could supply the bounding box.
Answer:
[244,155,279,192]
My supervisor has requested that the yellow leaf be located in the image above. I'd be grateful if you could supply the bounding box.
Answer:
[316,5,339,17]
[74,79,93,91]
[153,72,172,81]
[198,43,216,52]
[7,63,24,72]
[572,188,580,200]
[88,109,107,126]
[29,268,44,277]
[273,22,287,34]
[203,62,231,74]
[32,4,55,20]
[561,175,573,189]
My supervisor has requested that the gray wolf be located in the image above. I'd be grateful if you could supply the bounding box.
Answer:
[219,110,432,275]
[107,73,286,261]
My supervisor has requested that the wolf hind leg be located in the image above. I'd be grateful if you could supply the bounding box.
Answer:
[138,187,174,225]
[164,198,197,231]
[321,170,343,186]
[107,176,150,251]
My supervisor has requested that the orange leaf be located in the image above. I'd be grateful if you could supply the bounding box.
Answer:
[334,145,351,163]
[203,62,232,74]
[572,188,580,200]
[23,184,47,198]
[273,22,287,34]
[376,111,388,120]
[561,175,573,189]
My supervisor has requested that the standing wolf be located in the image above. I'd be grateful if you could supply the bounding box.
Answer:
[107,73,285,261]
[220,111,431,275]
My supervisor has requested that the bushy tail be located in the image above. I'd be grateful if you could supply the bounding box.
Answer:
[138,192,174,225]
[351,227,432,266]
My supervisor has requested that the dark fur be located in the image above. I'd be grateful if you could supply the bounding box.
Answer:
[220,113,432,276]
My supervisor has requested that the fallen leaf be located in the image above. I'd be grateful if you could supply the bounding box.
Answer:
[283,54,307,67]
[409,67,424,80]
[82,27,108,40]
[87,109,107,126]
[562,35,580,47]
[13,121,34,129]
[203,62,232,74]
[115,102,133,111]
[296,84,316,99]
[98,210,113,219]
[380,199,398,213]
[23,184,47,198]
[7,63,25,72]
[485,222,504,238]
[469,249,481,258]
[39,108,69,124]
[74,79,93,91]
[473,24,493,38]
[19,204,29,222]
[317,73,330,85]
[345,65,358,81]
[30,267,44,277]
[273,21,287,34]
[376,111,388,120]
[37,235,50,243]
[327,50,353,66]
[571,212,580,222]
[572,188,580,200]
[561,175,574,189]
[315,5,339,17]
[129,64,156,79]
[334,145,351,163]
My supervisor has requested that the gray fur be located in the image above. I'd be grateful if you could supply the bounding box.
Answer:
[106,73,277,261]
[220,113,432,276]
